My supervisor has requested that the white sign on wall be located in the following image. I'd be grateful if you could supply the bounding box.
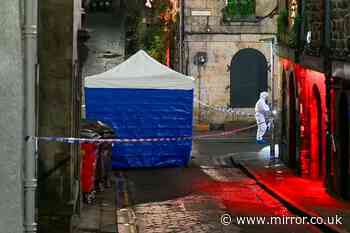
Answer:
[191,9,212,16]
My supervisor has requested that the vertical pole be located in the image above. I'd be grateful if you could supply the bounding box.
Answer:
[197,65,201,123]
[270,39,276,159]
[179,0,183,72]
[23,0,38,232]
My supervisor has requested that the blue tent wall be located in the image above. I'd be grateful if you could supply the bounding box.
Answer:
[85,88,193,168]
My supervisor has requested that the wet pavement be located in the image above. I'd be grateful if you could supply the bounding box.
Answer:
[82,10,125,78]
[77,184,117,233]
[115,139,323,233]
[232,147,350,233]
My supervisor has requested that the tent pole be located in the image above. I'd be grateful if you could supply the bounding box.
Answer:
[197,65,201,123]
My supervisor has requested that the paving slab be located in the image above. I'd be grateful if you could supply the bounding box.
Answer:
[75,183,117,233]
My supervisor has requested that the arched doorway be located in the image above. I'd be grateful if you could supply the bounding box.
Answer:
[336,92,350,199]
[230,48,268,107]
[309,85,323,179]
[287,74,298,169]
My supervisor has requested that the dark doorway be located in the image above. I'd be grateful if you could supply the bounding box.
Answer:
[288,74,298,169]
[337,93,350,199]
[310,86,323,179]
[230,48,268,107]
[280,71,288,162]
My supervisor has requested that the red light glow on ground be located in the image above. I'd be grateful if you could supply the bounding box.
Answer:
[194,178,291,217]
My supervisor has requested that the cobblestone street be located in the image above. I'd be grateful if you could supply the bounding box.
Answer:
[116,141,323,233]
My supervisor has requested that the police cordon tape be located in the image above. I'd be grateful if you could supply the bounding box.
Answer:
[194,99,255,116]
[26,124,257,144]
[30,136,192,144]
[28,97,259,144]
[194,123,257,139]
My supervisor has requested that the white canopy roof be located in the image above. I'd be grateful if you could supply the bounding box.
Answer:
[85,50,194,90]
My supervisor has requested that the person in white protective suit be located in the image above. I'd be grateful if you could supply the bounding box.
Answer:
[255,92,270,144]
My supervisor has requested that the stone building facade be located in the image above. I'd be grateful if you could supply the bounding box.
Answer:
[304,0,324,55]
[277,0,350,200]
[0,1,25,232]
[182,0,278,125]
[278,0,328,190]
[329,0,350,199]
[38,1,84,232]
[330,0,350,58]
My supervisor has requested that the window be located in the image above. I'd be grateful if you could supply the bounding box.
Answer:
[223,0,255,21]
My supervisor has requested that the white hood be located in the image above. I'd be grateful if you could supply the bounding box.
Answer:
[260,91,269,99]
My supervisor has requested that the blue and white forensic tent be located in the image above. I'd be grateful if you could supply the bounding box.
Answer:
[85,50,194,168]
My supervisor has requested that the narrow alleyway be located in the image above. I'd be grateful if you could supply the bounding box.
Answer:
[81,4,126,116]
[115,139,323,233]
[82,8,125,78]
[77,4,126,233]
[78,3,326,233]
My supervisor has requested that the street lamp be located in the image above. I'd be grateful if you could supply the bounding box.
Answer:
[259,36,277,160]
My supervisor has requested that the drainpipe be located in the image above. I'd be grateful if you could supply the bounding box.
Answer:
[269,36,278,160]
[23,0,38,232]
[260,36,277,159]
[197,65,202,123]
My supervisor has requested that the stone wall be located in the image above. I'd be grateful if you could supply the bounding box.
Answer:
[38,1,80,232]
[184,0,277,34]
[305,0,324,52]
[280,0,350,59]
[0,1,24,232]
[184,34,277,124]
[184,0,278,124]
[331,0,350,59]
